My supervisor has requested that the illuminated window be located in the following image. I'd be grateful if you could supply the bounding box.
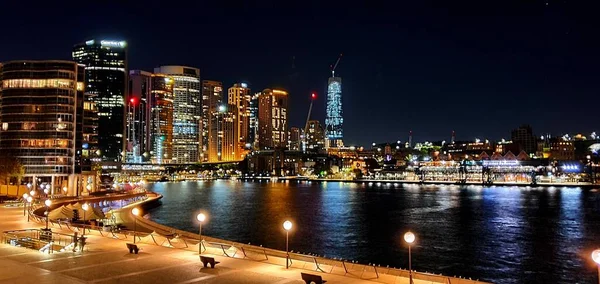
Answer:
[2,79,75,89]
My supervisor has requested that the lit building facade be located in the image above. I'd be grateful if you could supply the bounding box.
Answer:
[511,125,537,155]
[203,80,224,162]
[228,83,251,158]
[289,127,300,151]
[325,76,343,148]
[306,120,325,151]
[248,93,260,149]
[154,66,201,164]
[0,60,93,195]
[127,70,152,163]
[258,89,288,149]
[73,39,127,162]
[150,74,174,164]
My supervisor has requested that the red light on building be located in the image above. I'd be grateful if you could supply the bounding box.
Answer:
[311,93,317,100]
[129,97,137,105]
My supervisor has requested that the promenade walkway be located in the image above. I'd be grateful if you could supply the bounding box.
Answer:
[0,199,486,284]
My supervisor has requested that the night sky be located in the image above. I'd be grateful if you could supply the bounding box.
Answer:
[2,1,598,146]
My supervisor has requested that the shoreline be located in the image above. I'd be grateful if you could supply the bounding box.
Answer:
[119,191,488,284]
[237,177,600,189]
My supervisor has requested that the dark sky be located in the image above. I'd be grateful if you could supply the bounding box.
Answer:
[2,1,598,146]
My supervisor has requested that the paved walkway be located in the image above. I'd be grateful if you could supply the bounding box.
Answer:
[0,204,435,284]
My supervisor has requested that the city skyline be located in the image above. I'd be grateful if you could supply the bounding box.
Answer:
[1,2,599,146]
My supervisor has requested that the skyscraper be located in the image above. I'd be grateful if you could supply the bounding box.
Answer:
[325,76,343,148]
[73,39,127,162]
[203,80,224,162]
[127,70,152,163]
[228,83,251,159]
[0,60,93,195]
[154,66,201,164]
[248,93,260,149]
[258,89,288,149]
[306,120,325,150]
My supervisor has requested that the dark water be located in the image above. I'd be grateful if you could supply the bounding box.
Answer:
[145,181,600,283]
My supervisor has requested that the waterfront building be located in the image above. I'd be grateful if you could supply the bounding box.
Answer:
[325,76,343,148]
[0,60,96,195]
[150,74,174,164]
[154,66,201,164]
[203,80,224,162]
[550,139,575,160]
[289,127,300,151]
[258,89,288,150]
[127,70,152,163]
[306,120,325,151]
[511,125,537,155]
[73,39,127,162]
[228,83,251,158]
[248,93,260,149]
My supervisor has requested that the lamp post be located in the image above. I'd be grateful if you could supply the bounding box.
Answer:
[62,186,67,196]
[44,199,52,230]
[197,213,206,254]
[26,197,32,222]
[22,193,29,216]
[82,203,89,236]
[592,249,600,284]
[132,208,140,244]
[404,231,416,284]
[283,220,292,269]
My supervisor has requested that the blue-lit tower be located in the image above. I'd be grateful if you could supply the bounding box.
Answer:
[326,54,343,148]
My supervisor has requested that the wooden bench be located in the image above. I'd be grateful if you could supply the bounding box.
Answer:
[126,243,139,254]
[199,255,220,268]
[300,272,327,284]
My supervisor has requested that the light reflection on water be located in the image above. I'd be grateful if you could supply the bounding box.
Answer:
[145,181,600,284]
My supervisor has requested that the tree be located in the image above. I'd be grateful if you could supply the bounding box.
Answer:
[0,154,24,186]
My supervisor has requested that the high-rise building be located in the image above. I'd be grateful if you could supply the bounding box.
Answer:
[289,127,300,151]
[511,125,536,155]
[306,120,325,150]
[325,76,343,148]
[73,39,127,162]
[228,83,251,159]
[154,66,201,164]
[127,70,152,163]
[150,74,174,164]
[203,80,224,162]
[258,89,288,149]
[248,93,260,149]
[0,60,95,196]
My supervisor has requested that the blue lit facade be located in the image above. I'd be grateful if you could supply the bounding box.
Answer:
[326,77,343,147]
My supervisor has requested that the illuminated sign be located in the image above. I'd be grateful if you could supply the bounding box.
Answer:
[100,40,126,48]
[85,40,95,45]
[482,160,520,167]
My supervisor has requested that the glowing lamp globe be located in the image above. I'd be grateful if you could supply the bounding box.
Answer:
[132,208,140,216]
[197,213,206,222]
[283,220,292,231]
[44,199,52,207]
[23,193,28,199]
[27,197,32,203]
[82,203,89,211]
[62,186,67,192]
[592,249,600,265]
[404,231,415,244]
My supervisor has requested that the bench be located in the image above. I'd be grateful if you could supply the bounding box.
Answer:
[126,243,139,254]
[301,272,327,284]
[199,255,220,268]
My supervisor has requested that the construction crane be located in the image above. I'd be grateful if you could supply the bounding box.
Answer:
[330,53,343,77]
[302,93,317,152]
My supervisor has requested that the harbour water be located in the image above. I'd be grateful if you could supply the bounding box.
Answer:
[145,181,600,283]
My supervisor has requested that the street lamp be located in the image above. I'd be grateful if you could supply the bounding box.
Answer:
[404,231,416,284]
[26,197,32,222]
[22,193,29,216]
[62,186,67,196]
[283,220,293,269]
[81,203,89,236]
[592,249,600,284]
[132,208,140,244]
[197,213,206,254]
[44,199,52,230]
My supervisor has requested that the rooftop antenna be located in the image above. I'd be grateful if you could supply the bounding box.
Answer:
[330,53,343,77]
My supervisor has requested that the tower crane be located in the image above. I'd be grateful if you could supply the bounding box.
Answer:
[303,93,317,152]
[330,53,343,77]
